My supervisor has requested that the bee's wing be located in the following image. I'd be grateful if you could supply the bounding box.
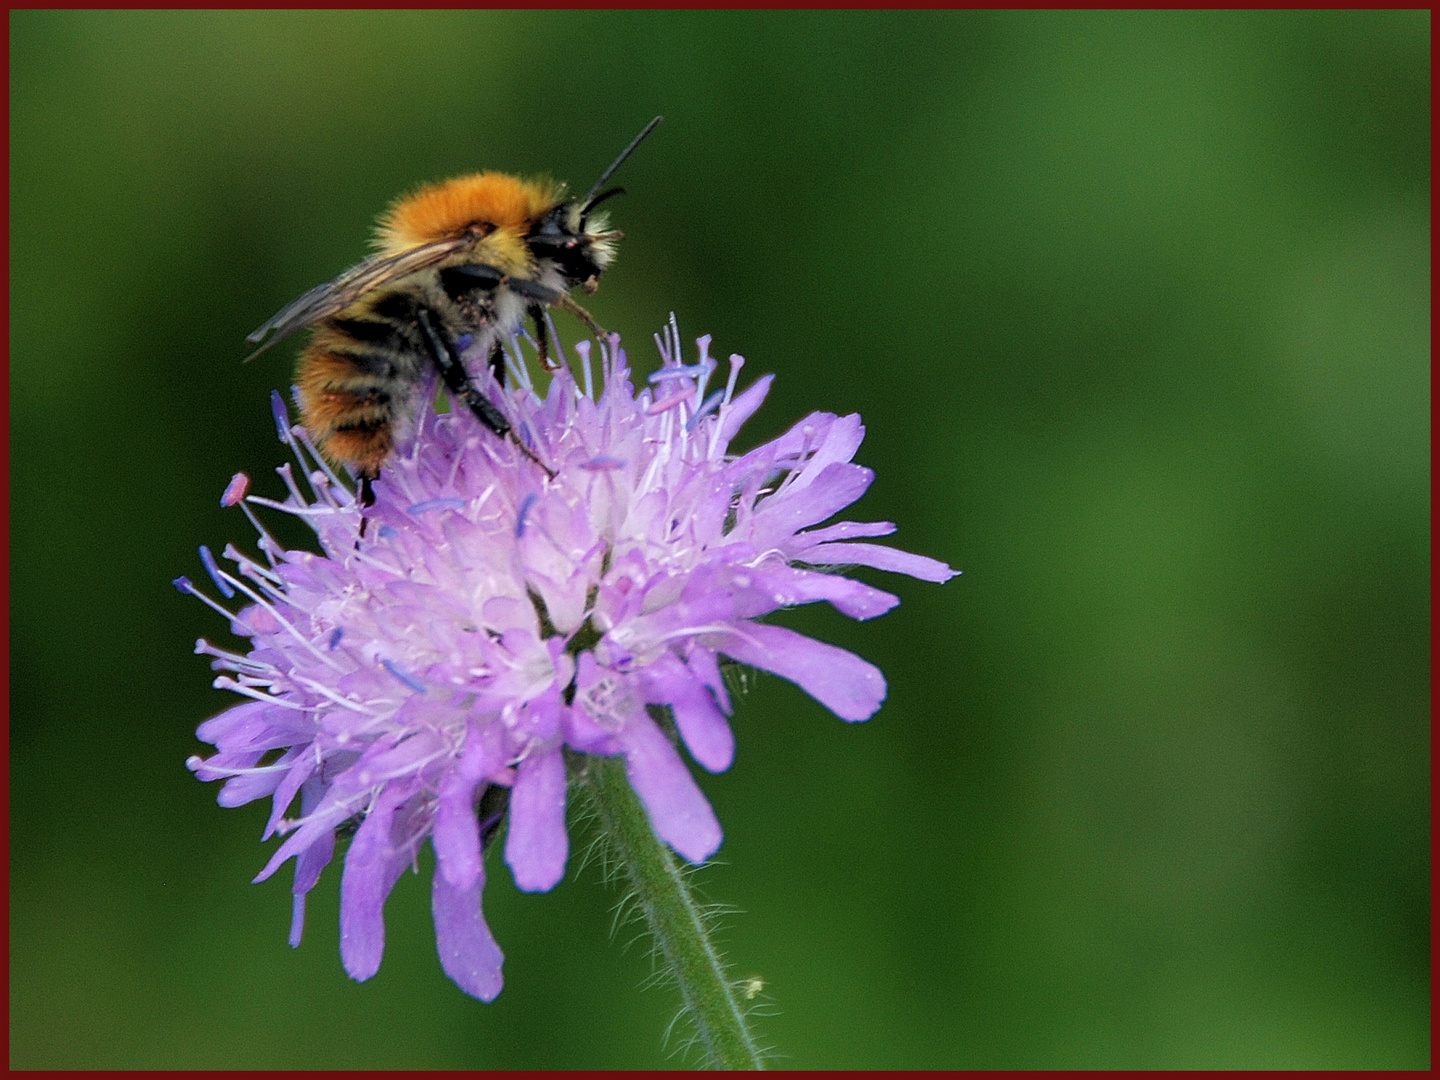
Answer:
[244,238,471,360]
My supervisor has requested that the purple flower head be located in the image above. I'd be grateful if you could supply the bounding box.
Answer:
[185,318,955,1001]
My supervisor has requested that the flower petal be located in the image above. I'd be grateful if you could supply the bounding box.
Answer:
[787,413,865,494]
[216,761,282,808]
[641,652,735,773]
[716,373,773,449]
[194,700,270,747]
[263,750,316,841]
[797,541,957,583]
[288,789,336,949]
[619,709,722,863]
[750,462,874,545]
[562,704,623,755]
[715,622,886,722]
[292,802,336,896]
[339,781,417,983]
[745,563,900,621]
[434,719,505,891]
[288,893,309,950]
[253,795,358,883]
[432,863,504,1002]
[793,519,896,545]
[505,747,568,892]
[685,646,731,716]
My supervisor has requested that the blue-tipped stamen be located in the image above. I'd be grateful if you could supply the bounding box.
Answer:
[271,390,293,444]
[515,492,538,538]
[686,390,725,432]
[649,365,710,382]
[381,658,426,694]
[408,497,466,516]
[199,545,235,598]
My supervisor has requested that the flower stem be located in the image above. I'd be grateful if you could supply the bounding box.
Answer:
[574,752,766,1070]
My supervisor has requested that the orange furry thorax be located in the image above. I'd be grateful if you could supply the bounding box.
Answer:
[375,172,562,254]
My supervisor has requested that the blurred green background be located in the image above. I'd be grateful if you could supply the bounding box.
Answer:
[10,10,1429,1069]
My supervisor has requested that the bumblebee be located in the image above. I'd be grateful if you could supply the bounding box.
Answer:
[245,117,662,498]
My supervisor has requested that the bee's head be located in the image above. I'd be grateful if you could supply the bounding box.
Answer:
[528,118,661,294]
[528,197,621,293]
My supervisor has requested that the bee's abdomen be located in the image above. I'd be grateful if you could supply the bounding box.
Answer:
[295,345,396,478]
[293,277,491,478]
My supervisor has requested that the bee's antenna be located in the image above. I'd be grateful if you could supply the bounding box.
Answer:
[581,186,628,218]
[582,116,662,210]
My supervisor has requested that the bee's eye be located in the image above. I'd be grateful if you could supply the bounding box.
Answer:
[530,212,566,240]
[529,212,575,252]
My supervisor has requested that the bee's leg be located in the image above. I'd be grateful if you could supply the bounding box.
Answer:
[557,295,608,340]
[529,304,558,370]
[357,475,377,540]
[488,338,506,384]
[507,278,608,342]
[417,308,554,479]
[418,309,510,438]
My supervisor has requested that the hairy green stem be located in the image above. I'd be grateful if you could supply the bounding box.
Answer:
[575,752,765,1071]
